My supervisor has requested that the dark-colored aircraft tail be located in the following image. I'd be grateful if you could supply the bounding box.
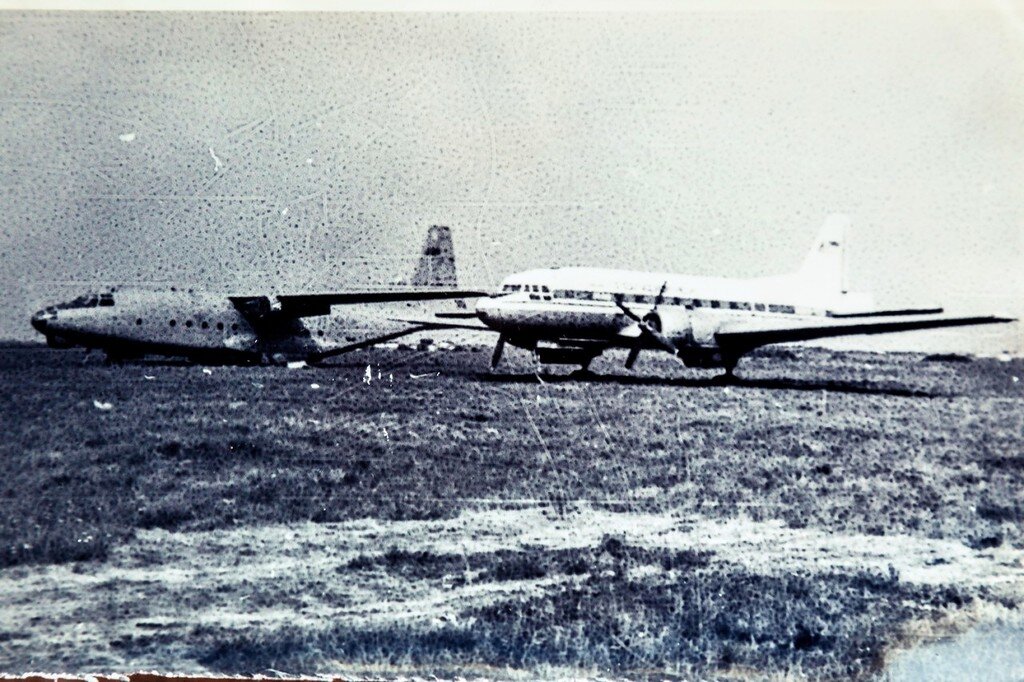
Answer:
[411,225,457,287]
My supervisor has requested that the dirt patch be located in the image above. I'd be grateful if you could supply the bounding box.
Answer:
[1,505,1021,675]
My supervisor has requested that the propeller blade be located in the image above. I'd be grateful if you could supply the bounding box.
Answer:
[643,321,679,355]
[652,281,669,310]
[618,285,677,358]
[625,346,641,369]
[490,334,507,369]
[615,298,643,322]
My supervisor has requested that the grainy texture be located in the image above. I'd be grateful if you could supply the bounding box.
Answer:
[0,344,1021,678]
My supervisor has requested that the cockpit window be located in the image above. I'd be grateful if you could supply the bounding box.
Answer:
[65,293,99,309]
[99,293,114,307]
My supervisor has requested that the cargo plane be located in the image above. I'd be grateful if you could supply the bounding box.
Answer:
[30,226,484,365]
[397,216,1015,378]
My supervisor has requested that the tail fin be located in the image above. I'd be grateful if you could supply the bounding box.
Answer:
[410,225,457,287]
[795,214,849,295]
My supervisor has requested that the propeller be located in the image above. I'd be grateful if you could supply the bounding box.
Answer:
[490,334,507,369]
[615,282,678,367]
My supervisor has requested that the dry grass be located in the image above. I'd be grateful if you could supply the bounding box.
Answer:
[0,343,1021,677]
[192,541,981,679]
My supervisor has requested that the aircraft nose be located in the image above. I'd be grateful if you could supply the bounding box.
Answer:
[31,308,55,334]
[475,298,497,325]
[475,297,508,329]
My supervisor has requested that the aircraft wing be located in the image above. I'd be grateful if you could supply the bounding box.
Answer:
[389,315,494,332]
[308,315,493,362]
[715,314,1015,355]
[229,289,486,321]
[308,324,435,362]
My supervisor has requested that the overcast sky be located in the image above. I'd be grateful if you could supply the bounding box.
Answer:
[0,9,1020,353]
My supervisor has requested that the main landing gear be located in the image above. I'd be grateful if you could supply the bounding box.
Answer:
[568,355,596,378]
[711,358,740,384]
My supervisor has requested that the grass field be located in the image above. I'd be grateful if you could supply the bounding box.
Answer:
[0,344,1021,678]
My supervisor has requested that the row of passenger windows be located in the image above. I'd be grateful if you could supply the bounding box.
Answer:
[133,319,329,337]
[503,284,797,314]
[135,318,240,332]
[503,284,549,293]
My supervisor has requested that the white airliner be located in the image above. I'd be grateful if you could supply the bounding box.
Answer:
[397,216,1014,377]
[30,226,484,364]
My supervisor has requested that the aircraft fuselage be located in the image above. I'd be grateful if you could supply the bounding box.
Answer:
[30,290,405,363]
[472,266,853,368]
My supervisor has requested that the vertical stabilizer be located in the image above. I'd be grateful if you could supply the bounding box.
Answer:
[796,214,849,295]
[411,225,457,287]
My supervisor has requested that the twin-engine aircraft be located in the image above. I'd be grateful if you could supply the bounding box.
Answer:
[397,216,1015,378]
[30,226,485,365]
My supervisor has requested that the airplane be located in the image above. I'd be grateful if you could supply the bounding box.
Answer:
[30,225,485,365]
[395,215,1015,379]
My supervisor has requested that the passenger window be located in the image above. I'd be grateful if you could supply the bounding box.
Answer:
[201,321,209,330]
[216,322,224,331]
[710,301,720,309]
[755,304,765,312]
[729,302,739,310]
[185,320,193,328]
[136,318,143,326]
[169,319,176,327]
[231,323,239,331]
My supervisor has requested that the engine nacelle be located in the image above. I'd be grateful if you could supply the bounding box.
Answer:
[643,309,693,346]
